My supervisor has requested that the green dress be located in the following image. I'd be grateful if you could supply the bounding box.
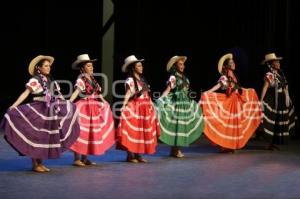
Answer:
[156,73,204,146]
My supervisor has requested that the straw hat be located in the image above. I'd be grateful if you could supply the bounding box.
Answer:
[28,55,54,76]
[217,53,233,74]
[121,55,144,72]
[166,55,187,72]
[261,53,282,65]
[72,54,97,70]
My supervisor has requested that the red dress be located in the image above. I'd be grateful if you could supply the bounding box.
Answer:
[117,77,160,154]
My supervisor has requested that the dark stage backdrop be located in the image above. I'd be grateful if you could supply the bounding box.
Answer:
[1,0,299,119]
[0,0,103,115]
[113,0,299,116]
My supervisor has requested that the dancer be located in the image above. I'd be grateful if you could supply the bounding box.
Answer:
[69,54,115,166]
[117,55,160,163]
[259,53,297,150]
[200,53,262,152]
[0,55,80,172]
[156,55,204,158]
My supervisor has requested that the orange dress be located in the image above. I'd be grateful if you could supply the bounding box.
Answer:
[200,74,262,149]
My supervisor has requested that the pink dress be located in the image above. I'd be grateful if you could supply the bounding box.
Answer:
[70,77,115,155]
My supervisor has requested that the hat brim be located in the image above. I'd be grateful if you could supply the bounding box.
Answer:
[28,55,54,76]
[261,57,282,65]
[166,56,187,72]
[72,59,97,70]
[121,59,144,72]
[218,53,233,74]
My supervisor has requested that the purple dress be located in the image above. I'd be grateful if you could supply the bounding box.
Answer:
[0,76,80,159]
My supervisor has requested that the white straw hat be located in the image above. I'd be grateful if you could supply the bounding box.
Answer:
[28,55,54,76]
[166,55,187,72]
[121,55,144,72]
[72,54,97,70]
[217,53,233,74]
[261,53,282,65]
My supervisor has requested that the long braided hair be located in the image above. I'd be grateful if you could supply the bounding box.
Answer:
[127,62,150,98]
[169,64,189,91]
[33,59,62,113]
[78,61,101,96]
[222,59,241,85]
[266,61,288,89]
[221,58,242,95]
[33,59,54,95]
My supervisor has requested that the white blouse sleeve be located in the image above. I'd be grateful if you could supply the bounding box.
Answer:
[265,72,275,85]
[125,77,135,94]
[168,75,176,89]
[75,78,85,92]
[218,75,228,89]
[26,78,42,93]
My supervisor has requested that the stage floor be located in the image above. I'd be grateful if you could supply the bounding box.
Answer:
[1,131,300,199]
